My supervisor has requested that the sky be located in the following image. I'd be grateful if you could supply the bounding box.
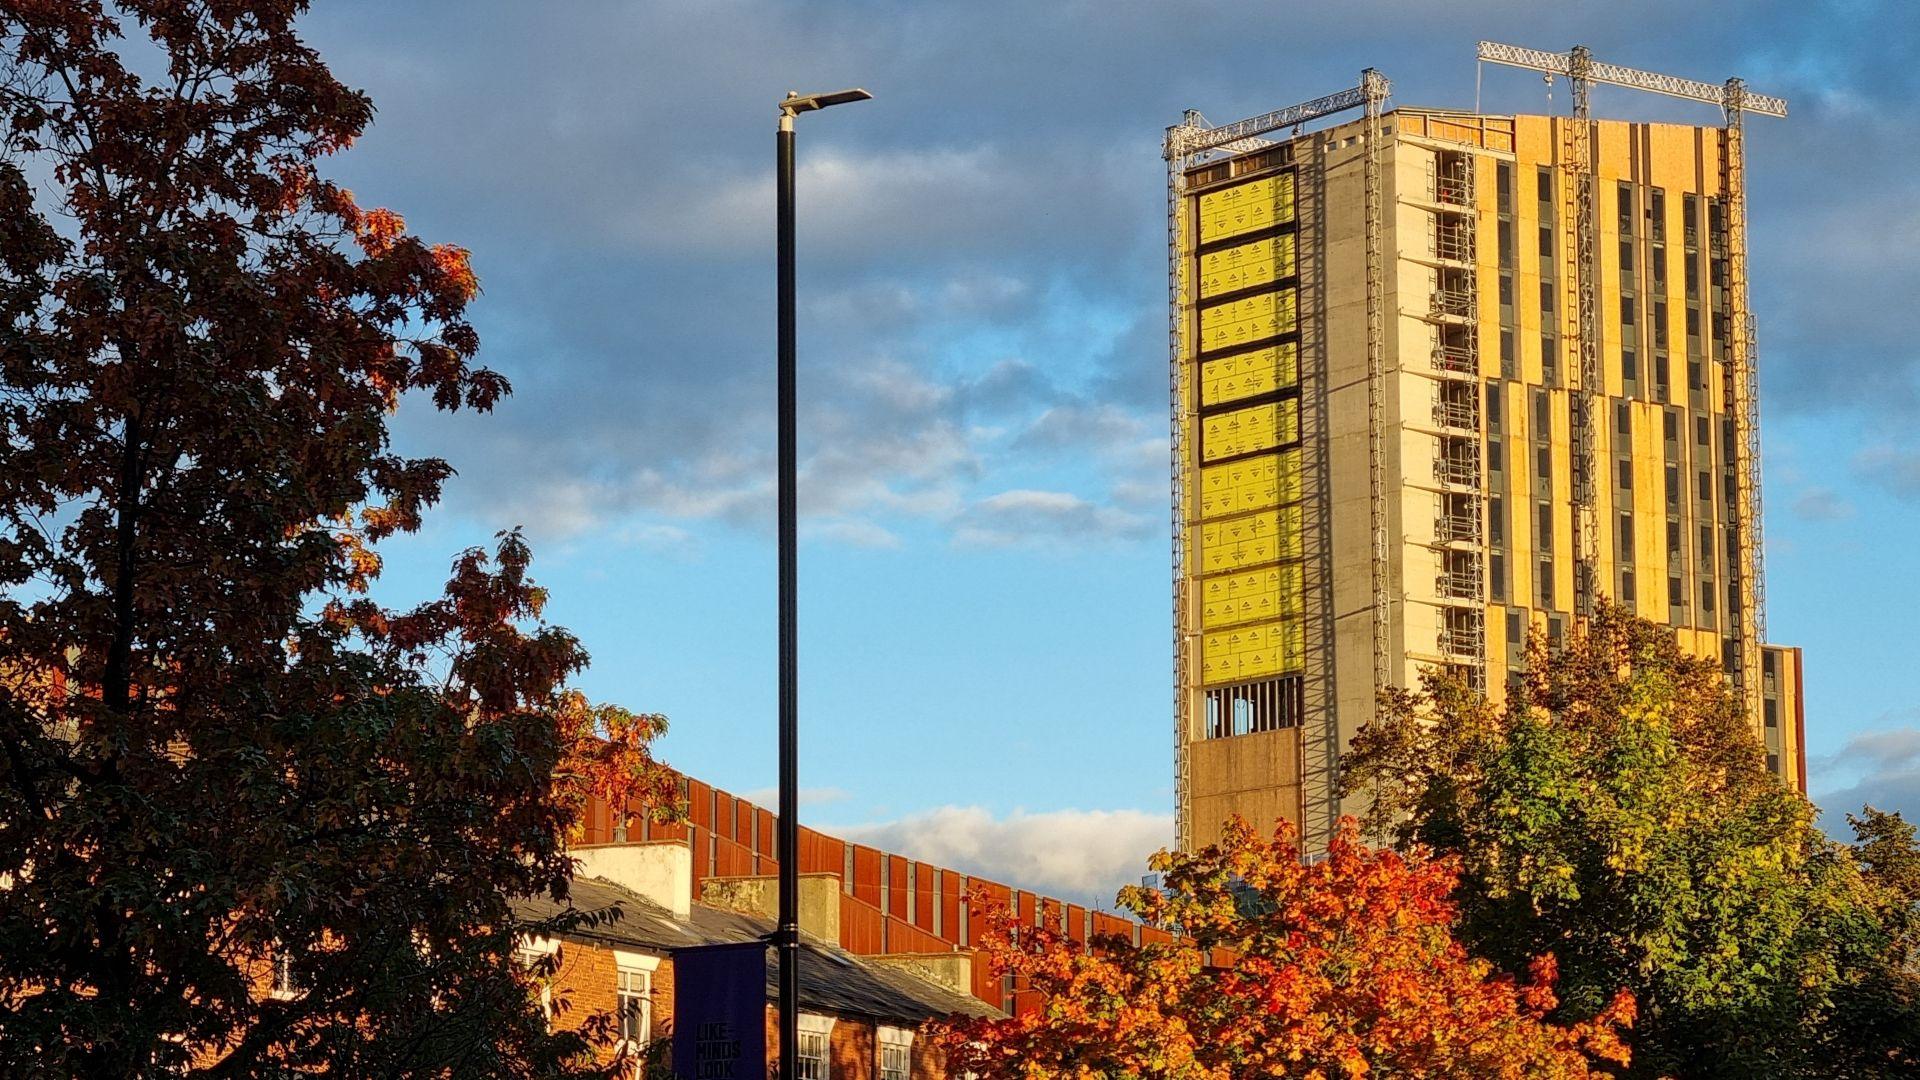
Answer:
[293,0,1920,907]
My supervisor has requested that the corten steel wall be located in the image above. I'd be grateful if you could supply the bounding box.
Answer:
[581,774,1152,1015]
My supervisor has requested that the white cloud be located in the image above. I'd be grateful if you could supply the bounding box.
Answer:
[803,518,902,549]
[954,489,1152,548]
[831,805,1173,908]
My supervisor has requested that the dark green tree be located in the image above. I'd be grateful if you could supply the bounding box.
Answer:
[0,2,672,1075]
[1342,604,1916,1077]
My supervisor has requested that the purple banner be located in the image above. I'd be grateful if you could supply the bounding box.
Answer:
[671,941,766,1080]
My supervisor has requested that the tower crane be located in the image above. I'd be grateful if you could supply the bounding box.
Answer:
[1475,42,1785,719]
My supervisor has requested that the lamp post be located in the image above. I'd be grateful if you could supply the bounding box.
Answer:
[775,85,869,1079]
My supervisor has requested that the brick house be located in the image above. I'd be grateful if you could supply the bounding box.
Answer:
[517,840,996,1078]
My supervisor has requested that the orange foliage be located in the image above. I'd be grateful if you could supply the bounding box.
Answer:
[931,817,1634,1079]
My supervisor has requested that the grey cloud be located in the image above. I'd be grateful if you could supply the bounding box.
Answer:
[1813,725,1920,822]
[1854,444,1920,501]
[304,0,1919,553]
[1790,486,1854,521]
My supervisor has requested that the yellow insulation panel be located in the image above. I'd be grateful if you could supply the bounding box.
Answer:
[1202,398,1299,463]
[1197,173,1295,244]
[1196,450,1300,521]
[1198,233,1296,299]
[1200,563,1303,630]
[1199,288,1297,353]
[1199,342,1297,407]
[1201,618,1303,684]
[1193,504,1303,574]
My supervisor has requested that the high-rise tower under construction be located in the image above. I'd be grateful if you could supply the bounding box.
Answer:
[1166,46,1808,853]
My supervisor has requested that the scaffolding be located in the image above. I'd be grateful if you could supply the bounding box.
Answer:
[1476,41,1784,716]
[1163,73,1386,852]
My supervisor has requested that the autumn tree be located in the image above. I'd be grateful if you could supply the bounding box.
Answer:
[0,2,671,1075]
[1342,604,1916,1077]
[932,817,1634,1079]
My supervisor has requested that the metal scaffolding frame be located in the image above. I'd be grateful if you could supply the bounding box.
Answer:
[1163,72,1387,851]
[1476,42,1784,718]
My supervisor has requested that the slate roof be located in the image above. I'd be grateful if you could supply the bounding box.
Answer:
[514,877,999,1025]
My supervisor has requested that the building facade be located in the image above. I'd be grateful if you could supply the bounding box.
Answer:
[1167,103,1809,852]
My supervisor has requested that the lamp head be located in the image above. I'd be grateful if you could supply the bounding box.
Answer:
[781,88,873,117]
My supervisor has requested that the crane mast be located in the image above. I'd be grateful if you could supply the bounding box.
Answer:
[1475,41,1785,720]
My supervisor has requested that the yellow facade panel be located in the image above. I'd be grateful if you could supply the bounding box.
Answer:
[1193,504,1303,575]
[1196,450,1301,521]
[1199,233,1296,299]
[1201,398,1299,463]
[1199,563,1303,630]
[1201,618,1303,683]
[1199,288,1297,353]
[1197,172,1296,244]
[1199,342,1298,407]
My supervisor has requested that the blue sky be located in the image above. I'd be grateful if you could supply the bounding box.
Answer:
[300,1,1920,903]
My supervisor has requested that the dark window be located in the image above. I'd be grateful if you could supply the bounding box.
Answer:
[1507,610,1523,642]
[1699,525,1713,560]
[1501,330,1516,377]
[1653,302,1669,347]
[1669,576,1683,606]
[1701,580,1716,613]
[1499,273,1514,305]
[1490,554,1507,602]
[1620,239,1634,273]
[1542,335,1557,382]
[1765,698,1779,727]
[1618,513,1634,553]
[1541,280,1555,312]
[1698,471,1712,500]
[1655,354,1670,388]
[1696,415,1709,445]
[1487,439,1503,471]
[1538,168,1553,201]
[1622,349,1638,385]
[1490,497,1505,544]
[1668,520,1682,552]
[1621,296,1636,324]
[1653,246,1667,283]
[1540,561,1555,606]
[1538,503,1553,547]
[1686,307,1700,337]
[1650,188,1666,241]
[1688,359,1702,391]
[1539,225,1553,257]
[1663,411,1678,441]
[1666,466,1679,507]
[1616,401,1631,434]
[1621,569,1636,604]
[1534,390,1550,429]
[1618,183,1634,232]
[1487,383,1503,429]
[1497,162,1513,208]
[1618,459,1633,489]
[1499,221,1514,268]
[1537,446,1552,481]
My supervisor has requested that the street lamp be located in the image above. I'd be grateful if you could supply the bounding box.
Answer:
[775,85,869,1080]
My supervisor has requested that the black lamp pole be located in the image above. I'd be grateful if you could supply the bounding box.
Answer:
[774,86,868,1079]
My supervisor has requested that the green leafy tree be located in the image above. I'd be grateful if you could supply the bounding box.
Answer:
[0,2,671,1075]
[1342,604,1915,1077]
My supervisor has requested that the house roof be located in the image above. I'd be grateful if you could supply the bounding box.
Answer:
[514,877,1000,1025]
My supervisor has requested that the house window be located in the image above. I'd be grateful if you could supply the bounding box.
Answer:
[797,1014,835,1080]
[517,938,560,1024]
[617,966,651,1050]
[878,1025,914,1080]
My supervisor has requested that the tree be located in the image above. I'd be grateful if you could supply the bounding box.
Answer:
[930,817,1634,1079]
[0,2,672,1075]
[1342,604,1914,1077]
